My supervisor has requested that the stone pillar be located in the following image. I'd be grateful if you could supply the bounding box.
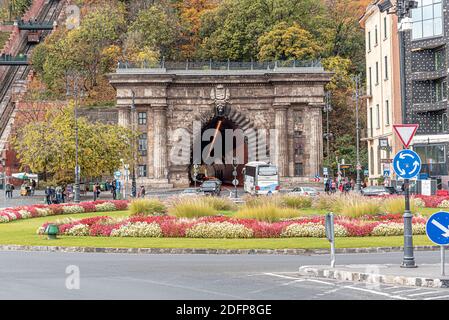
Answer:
[117,106,130,128]
[309,106,323,176]
[153,104,168,180]
[274,104,289,177]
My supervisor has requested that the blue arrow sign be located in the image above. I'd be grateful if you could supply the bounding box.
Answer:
[426,211,449,245]
[393,150,421,179]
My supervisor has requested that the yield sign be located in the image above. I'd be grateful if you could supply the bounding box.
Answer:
[393,124,419,148]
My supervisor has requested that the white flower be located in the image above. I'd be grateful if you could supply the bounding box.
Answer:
[110,222,162,237]
[66,224,90,236]
[186,222,253,238]
[95,202,117,212]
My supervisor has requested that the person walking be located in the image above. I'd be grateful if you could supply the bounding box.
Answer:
[45,186,51,205]
[94,182,101,201]
[138,185,146,198]
[5,183,11,198]
[111,180,117,200]
[331,179,337,194]
[31,179,37,196]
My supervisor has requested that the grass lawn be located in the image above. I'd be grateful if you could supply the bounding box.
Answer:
[417,207,444,217]
[0,210,435,250]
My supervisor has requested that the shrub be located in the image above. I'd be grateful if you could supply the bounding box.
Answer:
[168,198,217,218]
[110,222,162,237]
[281,195,312,209]
[186,222,253,238]
[235,204,300,222]
[129,198,166,216]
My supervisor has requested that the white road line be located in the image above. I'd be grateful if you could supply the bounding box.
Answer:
[343,286,410,300]
[408,291,443,297]
[424,295,449,300]
[263,273,302,280]
[391,288,423,294]
[382,286,401,290]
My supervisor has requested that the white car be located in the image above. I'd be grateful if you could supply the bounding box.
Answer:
[179,188,204,197]
[289,187,320,197]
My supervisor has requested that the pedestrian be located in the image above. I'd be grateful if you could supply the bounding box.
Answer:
[31,179,36,196]
[138,185,146,198]
[324,177,329,194]
[45,186,51,205]
[331,179,336,194]
[5,183,11,198]
[111,180,117,200]
[94,182,101,200]
[61,185,66,203]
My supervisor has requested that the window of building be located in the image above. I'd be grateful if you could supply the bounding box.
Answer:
[412,0,443,40]
[138,165,147,177]
[441,113,448,131]
[294,163,304,176]
[376,104,380,129]
[294,131,303,157]
[435,49,444,70]
[370,146,374,175]
[385,100,390,125]
[384,16,387,39]
[435,79,447,102]
[377,147,382,175]
[375,62,379,85]
[138,112,147,125]
[368,67,372,95]
[414,144,446,163]
[138,133,147,156]
[368,31,371,51]
[384,56,388,80]
[369,107,373,137]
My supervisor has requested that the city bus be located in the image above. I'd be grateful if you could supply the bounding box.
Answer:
[243,161,280,195]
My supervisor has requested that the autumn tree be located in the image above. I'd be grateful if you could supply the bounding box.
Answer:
[258,22,321,61]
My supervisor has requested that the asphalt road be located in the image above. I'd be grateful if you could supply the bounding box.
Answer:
[1,250,448,300]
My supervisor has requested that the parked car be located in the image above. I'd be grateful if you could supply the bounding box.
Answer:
[289,187,319,197]
[180,188,204,197]
[200,180,222,196]
[361,185,395,196]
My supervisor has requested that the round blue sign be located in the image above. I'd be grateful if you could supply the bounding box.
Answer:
[393,150,421,179]
[426,211,449,246]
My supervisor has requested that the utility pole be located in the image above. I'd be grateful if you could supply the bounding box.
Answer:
[324,91,332,164]
[378,0,417,268]
[353,74,362,192]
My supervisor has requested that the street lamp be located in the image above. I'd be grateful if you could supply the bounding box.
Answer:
[378,0,417,268]
[352,74,362,192]
[66,72,84,203]
[323,91,333,167]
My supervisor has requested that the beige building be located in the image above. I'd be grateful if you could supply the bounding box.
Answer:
[360,0,402,184]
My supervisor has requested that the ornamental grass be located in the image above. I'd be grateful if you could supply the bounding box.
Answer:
[281,195,312,209]
[129,198,166,216]
[381,196,416,214]
[235,204,301,222]
[168,198,217,218]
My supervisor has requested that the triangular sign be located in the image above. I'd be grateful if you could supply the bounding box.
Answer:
[393,124,419,148]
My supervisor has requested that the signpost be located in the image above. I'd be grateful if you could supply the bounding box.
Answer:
[426,212,449,276]
[232,158,238,198]
[393,124,420,269]
[325,213,336,268]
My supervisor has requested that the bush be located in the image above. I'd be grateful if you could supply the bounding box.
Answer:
[186,222,253,238]
[169,198,217,218]
[281,195,312,209]
[235,204,300,222]
[129,198,166,216]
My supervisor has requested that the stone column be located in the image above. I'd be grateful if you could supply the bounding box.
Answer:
[274,104,289,177]
[153,104,168,180]
[309,106,323,176]
[117,106,130,128]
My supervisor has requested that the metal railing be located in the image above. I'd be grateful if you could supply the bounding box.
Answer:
[117,59,323,71]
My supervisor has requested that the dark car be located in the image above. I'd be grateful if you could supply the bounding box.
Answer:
[200,180,221,196]
[361,185,395,196]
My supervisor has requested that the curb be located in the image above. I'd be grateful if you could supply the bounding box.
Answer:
[0,244,442,256]
[299,265,449,289]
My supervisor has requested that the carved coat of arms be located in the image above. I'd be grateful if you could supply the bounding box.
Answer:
[211,84,230,117]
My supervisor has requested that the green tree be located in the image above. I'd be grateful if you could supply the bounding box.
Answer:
[13,104,136,183]
[258,22,321,61]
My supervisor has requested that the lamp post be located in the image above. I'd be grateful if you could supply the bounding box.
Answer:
[66,72,83,203]
[378,0,418,268]
[323,91,333,165]
[130,91,137,198]
[353,74,362,192]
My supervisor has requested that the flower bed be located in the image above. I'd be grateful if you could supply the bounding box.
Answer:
[0,200,130,224]
[38,214,428,239]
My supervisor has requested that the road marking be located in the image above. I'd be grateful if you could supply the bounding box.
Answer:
[391,288,423,294]
[424,295,449,300]
[263,273,301,280]
[382,286,401,290]
[343,285,410,300]
[408,291,443,297]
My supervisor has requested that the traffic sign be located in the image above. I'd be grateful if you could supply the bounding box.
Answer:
[364,169,369,176]
[383,169,390,177]
[232,179,239,186]
[426,212,449,245]
[393,149,421,179]
[114,171,121,178]
[393,124,419,148]
[323,167,328,175]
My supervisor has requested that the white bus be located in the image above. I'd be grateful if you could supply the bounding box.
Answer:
[243,161,280,195]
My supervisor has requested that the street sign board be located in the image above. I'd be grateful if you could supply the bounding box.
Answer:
[393,149,421,179]
[340,164,352,169]
[383,170,390,177]
[364,169,369,176]
[380,159,393,163]
[393,124,419,148]
[426,211,449,245]
[232,179,239,186]
[114,171,121,178]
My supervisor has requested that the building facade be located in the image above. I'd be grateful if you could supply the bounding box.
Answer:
[109,62,331,188]
[360,0,403,184]
[404,0,449,186]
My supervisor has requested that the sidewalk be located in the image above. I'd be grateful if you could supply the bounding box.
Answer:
[299,264,449,288]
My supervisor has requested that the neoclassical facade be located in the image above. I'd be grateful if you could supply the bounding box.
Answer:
[109,63,331,188]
